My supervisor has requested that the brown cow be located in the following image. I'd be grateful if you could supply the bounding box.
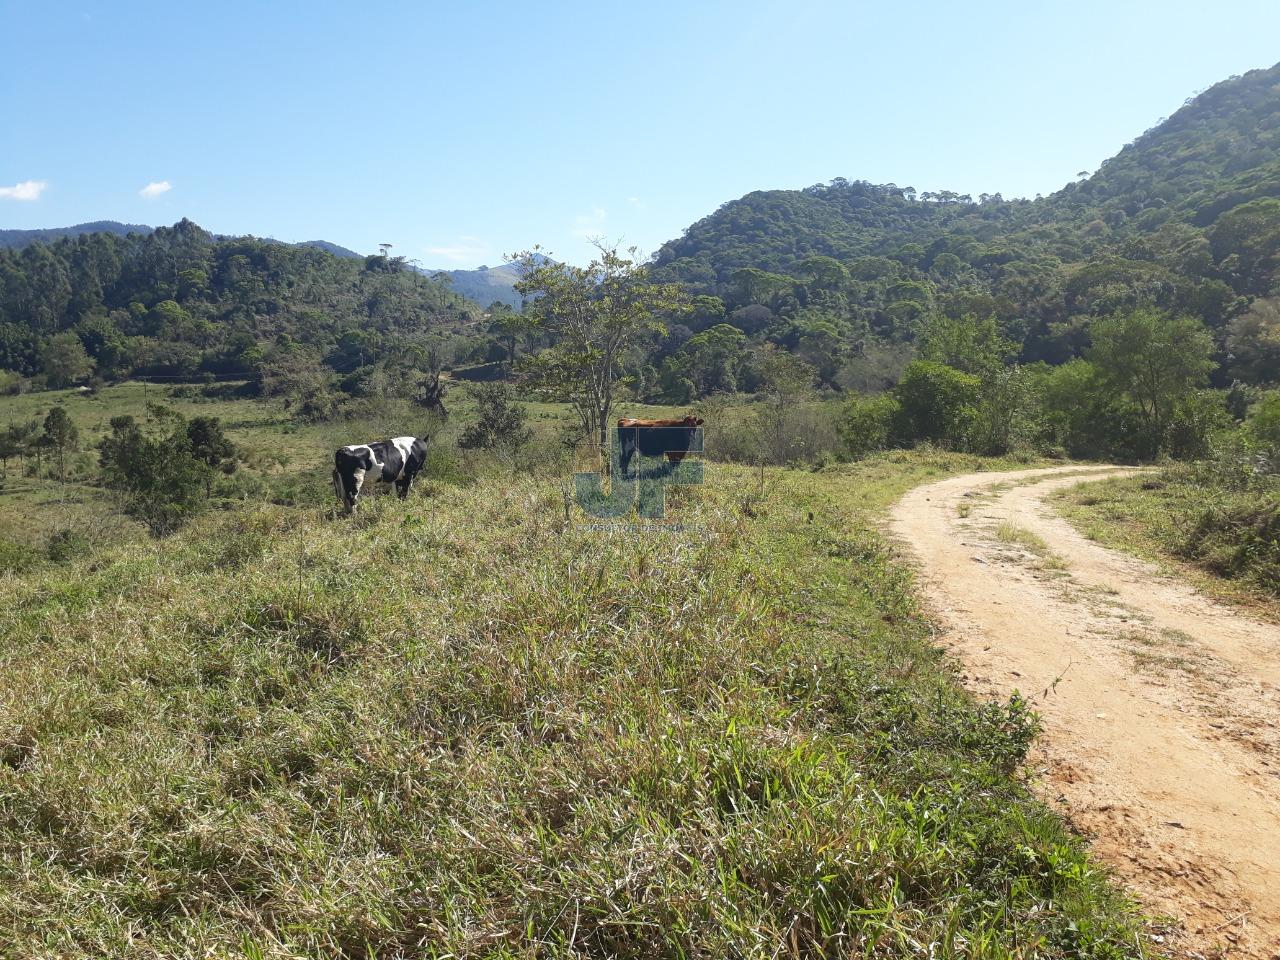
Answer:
[616,415,704,475]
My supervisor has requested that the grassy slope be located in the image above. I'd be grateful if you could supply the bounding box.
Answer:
[0,444,1145,959]
[1053,471,1280,618]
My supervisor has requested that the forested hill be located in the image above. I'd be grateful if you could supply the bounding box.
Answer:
[654,61,1280,288]
[0,219,481,401]
[0,224,366,261]
[640,61,1280,392]
[1051,60,1280,229]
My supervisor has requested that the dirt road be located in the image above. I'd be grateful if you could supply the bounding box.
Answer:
[890,466,1280,958]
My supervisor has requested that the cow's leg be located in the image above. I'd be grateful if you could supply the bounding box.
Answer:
[399,456,427,501]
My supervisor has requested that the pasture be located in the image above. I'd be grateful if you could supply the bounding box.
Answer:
[0,384,1146,958]
[0,382,687,546]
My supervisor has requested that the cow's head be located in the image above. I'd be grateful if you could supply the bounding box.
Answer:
[333,446,375,514]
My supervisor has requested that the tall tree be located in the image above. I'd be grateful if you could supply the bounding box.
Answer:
[1226,297,1280,384]
[513,243,688,450]
[487,302,523,372]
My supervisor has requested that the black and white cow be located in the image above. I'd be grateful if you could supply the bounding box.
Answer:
[332,436,429,514]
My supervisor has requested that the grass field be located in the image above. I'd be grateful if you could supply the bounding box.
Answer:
[0,385,1147,958]
[0,382,688,547]
[1053,467,1280,617]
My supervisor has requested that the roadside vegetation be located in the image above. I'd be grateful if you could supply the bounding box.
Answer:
[1055,396,1280,608]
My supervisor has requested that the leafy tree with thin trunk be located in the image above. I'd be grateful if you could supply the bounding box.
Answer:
[0,425,24,479]
[42,406,78,481]
[1089,308,1215,452]
[512,243,688,452]
[752,346,816,464]
[39,332,94,388]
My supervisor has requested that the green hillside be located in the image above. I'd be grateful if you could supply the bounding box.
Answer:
[428,262,526,310]
[649,62,1280,379]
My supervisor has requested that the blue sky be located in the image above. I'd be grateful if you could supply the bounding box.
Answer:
[3,1,1279,268]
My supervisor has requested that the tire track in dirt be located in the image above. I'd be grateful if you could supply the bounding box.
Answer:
[890,466,1280,959]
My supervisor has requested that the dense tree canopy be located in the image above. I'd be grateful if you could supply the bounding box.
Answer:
[0,220,481,394]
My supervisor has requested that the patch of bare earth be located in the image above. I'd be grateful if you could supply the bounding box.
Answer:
[890,466,1280,959]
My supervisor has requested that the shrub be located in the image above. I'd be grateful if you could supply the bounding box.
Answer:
[458,382,531,450]
[1246,391,1280,451]
[0,370,27,395]
[425,444,473,486]
[1183,500,1280,591]
[710,402,843,466]
[45,529,90,563]
[98,415,212,535]
[838,392,899,457]
[0,537,40,574]
[1167,390,1233,461]
[892,360,981,449]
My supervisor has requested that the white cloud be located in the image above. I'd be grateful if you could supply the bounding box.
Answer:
[572,206,608,238]
[424,235,488,264]
[0,180,48,201]
[627,196,645,210]
[139,180,172,199]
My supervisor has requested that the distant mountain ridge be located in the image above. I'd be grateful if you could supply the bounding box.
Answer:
[427,263,522,309]
[0,221,154,249]
[425,254,555,310]
[0,222,365,261]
